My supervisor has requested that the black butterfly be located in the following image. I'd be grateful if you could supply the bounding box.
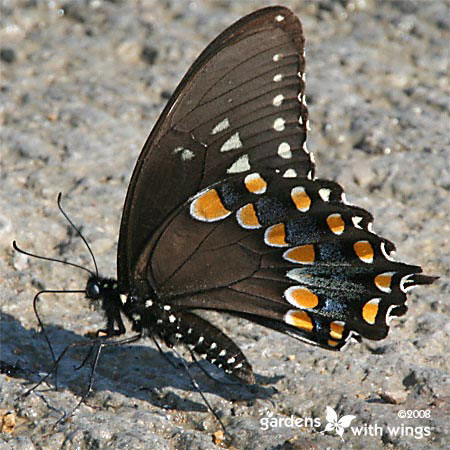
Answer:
[19,6,437,391]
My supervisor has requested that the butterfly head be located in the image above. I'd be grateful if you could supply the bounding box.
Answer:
[85,276,102,300]
[85,276,119,301]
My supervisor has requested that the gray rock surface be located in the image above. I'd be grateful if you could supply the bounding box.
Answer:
[1,0,448,449]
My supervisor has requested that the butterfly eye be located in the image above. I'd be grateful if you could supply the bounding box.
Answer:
[86,279,101,299]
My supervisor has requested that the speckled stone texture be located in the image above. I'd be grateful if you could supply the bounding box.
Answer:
[1,0,448,449]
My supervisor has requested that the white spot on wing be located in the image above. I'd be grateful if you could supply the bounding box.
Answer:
[278,142,292,159]
[220,132,243,152]
[273,118,286,131]
[340,330,360,351]
[174,146,195,161]
[341,193,349,204]
[381,242,397,262]
[302,141,309,154]
[211,118,230,134]
[273,94,284,106]
[318,188,331,202]
[352,216,363,229]
[273,53,282,62]
[400,273,417,292]
[273,74,283,82]
[275,14,285,22]
[386,305,398,325]
[283,168,297,178]
[227,154,250,173]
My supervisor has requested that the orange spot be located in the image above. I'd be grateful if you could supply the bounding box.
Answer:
[285,310,313,331]
[326,213,345,235]
[328,340,340,347]
[283,244,315,264]
[291,187,311,212]
[285,286,319,309]
[362,299,380,324]
[244,173,267,194]
[237,204,260,229]
[375,272,393,292]
[330,321,345,339]
[191,189,231,222]
[264,223,287,247]
[354,240,374,263]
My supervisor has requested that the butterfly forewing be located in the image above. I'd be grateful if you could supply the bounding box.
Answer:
[118,7,311,290]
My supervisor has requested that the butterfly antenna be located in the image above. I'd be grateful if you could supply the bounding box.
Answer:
[57,192,99,277]
[12,241,95,277]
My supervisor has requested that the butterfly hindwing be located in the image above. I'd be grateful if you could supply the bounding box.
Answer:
[118,7,311,292]
[143,170,433,353]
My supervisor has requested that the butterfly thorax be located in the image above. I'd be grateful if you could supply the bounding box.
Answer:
[85,275,127,337]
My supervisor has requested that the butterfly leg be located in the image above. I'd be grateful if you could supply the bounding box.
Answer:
[21,337,100,399]
[32,289,85,389]
[169,345,228,436]
[98,291,126,337]
[53,333,142,427]
[150,336,181,371]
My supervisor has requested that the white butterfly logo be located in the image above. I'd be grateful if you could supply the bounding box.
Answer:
[322,406,356,441]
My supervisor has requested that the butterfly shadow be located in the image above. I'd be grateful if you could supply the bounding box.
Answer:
[0,311,277,415]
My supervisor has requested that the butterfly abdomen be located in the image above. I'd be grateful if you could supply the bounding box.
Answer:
[127,300,254,384]
[120,294,254,383]
[173,311,255,384]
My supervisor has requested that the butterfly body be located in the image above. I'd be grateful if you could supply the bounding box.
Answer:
[86,275,255,383]
[79,6,435,386]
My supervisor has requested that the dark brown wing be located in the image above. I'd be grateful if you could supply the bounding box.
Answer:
[117,7,311,292]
